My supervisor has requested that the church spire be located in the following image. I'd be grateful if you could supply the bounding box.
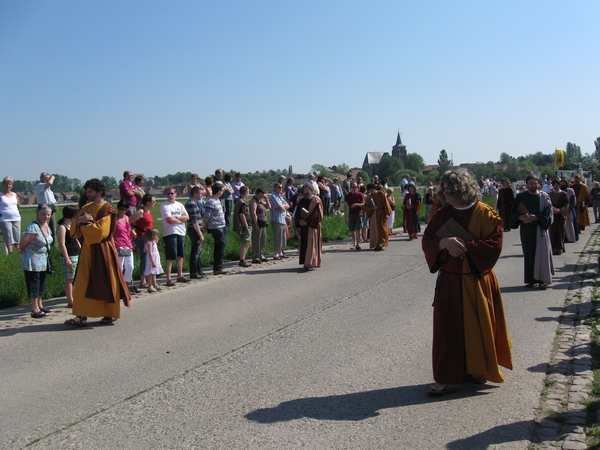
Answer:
[396,131,402,146]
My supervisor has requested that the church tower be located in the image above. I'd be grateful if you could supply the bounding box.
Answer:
[391,132,407,163]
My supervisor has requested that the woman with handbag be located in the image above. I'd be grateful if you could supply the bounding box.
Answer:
[115,200,137,293]
[18,204,54,318]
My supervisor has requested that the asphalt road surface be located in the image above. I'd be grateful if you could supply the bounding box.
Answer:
[0,223,591,449]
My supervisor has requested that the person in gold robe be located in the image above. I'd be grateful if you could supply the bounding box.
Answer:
[429,178,443,220]
[571,174,590,231]
[364,184,392,251]
[65,178,130,326]
[422,170,512,395]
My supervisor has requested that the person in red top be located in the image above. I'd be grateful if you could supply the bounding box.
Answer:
[119,170,143,216]
[344,182,365,250]
[129,194,155,288]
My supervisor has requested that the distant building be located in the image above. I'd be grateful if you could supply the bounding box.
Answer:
[59,192,77,201]
[362,152,389,178]
[420,165,439,175]
[391,132,407,162]
[362,132,408,178]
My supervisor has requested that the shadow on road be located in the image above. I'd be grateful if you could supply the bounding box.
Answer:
[245,383,497,423]
[445,420,534,449]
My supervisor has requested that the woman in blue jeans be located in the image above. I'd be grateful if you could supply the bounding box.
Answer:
[19,204,54,318]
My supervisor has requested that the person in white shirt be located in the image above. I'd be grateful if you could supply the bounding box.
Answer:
[542,178,553,194]
[160,187,190,286]
[35,172,58,246]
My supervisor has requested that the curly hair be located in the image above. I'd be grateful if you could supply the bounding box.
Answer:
[83,178,107,197]
[437,170,481,207]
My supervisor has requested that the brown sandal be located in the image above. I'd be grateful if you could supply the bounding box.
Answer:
[427,383,457,396]
[65,316,87,327]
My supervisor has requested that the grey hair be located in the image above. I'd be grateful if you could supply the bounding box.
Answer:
[302,183,316,193]
[40,172,50,182]
[36,203,52,214]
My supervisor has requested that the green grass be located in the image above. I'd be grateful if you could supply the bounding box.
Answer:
[1,201,353,308]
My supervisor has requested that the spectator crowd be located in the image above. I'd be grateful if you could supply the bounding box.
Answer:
[2,168,596,331]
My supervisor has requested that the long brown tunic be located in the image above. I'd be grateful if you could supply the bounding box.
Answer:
[364,190,392,248]
[295,196,323,268]
[422,202,512,384]
[549,190,570,253]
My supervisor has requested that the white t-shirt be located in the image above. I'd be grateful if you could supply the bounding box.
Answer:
[160,201,187,236]
[0,194,20,222]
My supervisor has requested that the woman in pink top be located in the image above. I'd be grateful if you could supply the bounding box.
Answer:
[115,200,137,293]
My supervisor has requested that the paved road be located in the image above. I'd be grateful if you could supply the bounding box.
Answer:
[0,223,592,449]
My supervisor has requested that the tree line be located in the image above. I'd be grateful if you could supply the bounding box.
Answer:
[11,138,600,195]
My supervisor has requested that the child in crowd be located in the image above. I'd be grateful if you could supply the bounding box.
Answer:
[144,228,163,293]
[57,205,80,308]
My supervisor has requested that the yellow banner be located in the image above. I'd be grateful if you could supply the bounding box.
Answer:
[554,150,565,168]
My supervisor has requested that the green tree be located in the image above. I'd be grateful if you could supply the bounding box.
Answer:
[437,149,451,173]
[423,170,440,184]
[101,176,118,189]
[530,152,554,167]
[379,154,403,179]
[332,163,350,175]
[320,169,333,179]
[566,142,582,164]
[404,153,425,172]
[310,164,327,174]
[499,152,515,165]
[13,179,34,192]
[390,170,404,186]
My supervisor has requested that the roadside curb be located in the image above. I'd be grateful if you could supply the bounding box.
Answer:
[531,225,600,449]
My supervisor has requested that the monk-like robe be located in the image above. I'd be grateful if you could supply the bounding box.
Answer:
[549,190,570,254]
[71,202,131,318]
[510,191,553,285]
[496,187,514,231]
[295,196,323,268]
[564,187,579,242]
[572,182,590,231]
[364,190,392,248]
[422,202,512,385]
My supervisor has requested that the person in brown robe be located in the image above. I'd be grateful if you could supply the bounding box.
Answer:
[295,184,323,271]
[422,170,512,395]
[364,184,392,251]
[548,180,570,255]
[496,179,514,231]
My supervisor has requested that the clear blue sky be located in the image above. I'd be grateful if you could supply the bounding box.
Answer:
[1,0,599,182]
